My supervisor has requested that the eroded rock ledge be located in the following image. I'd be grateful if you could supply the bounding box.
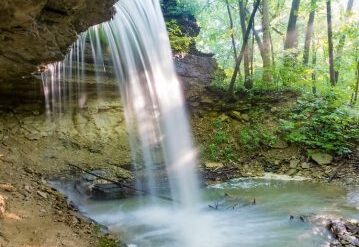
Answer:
[0,0,116,82]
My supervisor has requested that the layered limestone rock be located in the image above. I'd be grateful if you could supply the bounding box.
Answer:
[0,0,115,82]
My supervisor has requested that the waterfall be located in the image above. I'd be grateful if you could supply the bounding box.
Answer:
[42,0,201,211]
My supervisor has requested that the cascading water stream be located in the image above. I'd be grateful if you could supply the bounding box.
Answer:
[42,0,205,246]
[40,1,359,246]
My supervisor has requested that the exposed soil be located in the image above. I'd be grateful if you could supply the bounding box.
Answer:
[0,153,116,247]
[0,100,126,247]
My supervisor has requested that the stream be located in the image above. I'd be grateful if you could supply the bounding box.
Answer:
[53,174,359,247]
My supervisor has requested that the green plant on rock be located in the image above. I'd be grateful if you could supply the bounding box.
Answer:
[238,124,278,150]
[280,93,359,156]
[166,20,193,53]
[206,117,234,161]
[96,237,117,247]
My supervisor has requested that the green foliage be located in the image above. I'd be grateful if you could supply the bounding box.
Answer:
[96,237,117,247]
[211,67,230,89]
[238,124,278,150]
[166,20,193,53]
[280,93,359,155]
[206,118,235,161]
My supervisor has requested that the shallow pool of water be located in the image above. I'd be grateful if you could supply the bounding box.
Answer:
[53,175,359,247]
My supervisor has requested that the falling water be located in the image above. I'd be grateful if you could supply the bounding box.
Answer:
[42,0,203,243]
[103,0,201,207]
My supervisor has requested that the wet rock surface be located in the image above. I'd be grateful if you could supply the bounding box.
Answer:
[329,218,359,247]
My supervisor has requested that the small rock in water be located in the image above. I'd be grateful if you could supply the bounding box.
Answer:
[311,152,333,165]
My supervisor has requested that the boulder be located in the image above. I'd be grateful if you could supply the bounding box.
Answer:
[289,159,300,168]
[287,169,297,176]
[301,162,310,169]
[311,153,333,165]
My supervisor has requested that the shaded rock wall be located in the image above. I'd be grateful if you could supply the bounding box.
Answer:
[0,0,115,82]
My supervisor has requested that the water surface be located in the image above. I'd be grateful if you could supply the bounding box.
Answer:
[56,175,359,247]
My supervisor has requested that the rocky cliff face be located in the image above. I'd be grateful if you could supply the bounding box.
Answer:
[0,0,219,109]
[0,0,115,82]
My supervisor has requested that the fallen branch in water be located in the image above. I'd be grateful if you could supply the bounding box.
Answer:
[68,163,175,203]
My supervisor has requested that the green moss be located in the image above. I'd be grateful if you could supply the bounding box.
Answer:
[166,20,193,53]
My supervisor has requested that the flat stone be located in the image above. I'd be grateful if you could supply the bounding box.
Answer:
[301,162,310,169]
[287,169,297,176]
[205,162,224,170]
[228,111,241,121]
[289,159,300,168]
[311,153,333,165]
[36,190,48,199]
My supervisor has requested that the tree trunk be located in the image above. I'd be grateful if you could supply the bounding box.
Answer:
[335,0,354,83]
[354,58,359,104]
[239,0,252,89]
[303,0,316,65]
[228,0,261,95]
[326,0,336,86]
[253,29,265,63]
[269,31,275,68]
[284,0,301,50]
[225,0,238,61]
[251,23,255,77]
[261,0,272,82]
[311,38,317,94]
